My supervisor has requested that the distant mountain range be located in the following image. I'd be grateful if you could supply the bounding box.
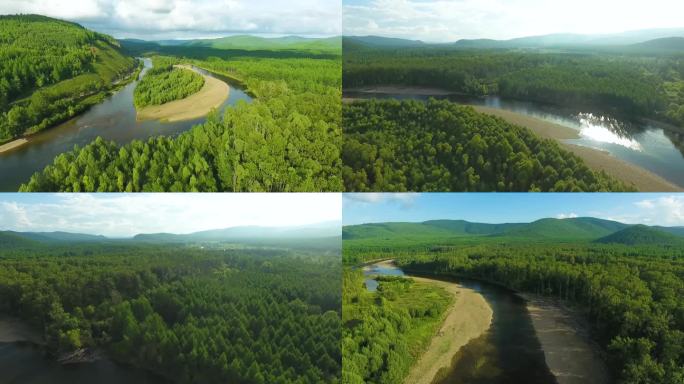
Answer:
[123,35,341,52]
[344,28,684,51]
[343,217,684,245]
[0,222,341,248]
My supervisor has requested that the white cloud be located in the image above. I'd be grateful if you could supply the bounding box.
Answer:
[0,0,341,39]
[556,212,578,219]
[0,193,341,237]
[630,196,684,226]
[344,0,684,42]
[344,193,418,208]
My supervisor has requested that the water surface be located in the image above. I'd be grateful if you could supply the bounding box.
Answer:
[0,58,252,191]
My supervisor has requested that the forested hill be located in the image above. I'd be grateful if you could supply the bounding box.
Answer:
[343,217,684,243]
[0,14,136,143]
[595,224,684,245]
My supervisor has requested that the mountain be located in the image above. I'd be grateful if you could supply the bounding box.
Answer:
[628,37,684,53]
[155,35,341,52]
[343,36,426,48]
[134,222,341,242]
[595,225,684,245]
[16,231,109,243]
[0,231,40,248]
[344,218,644,242]
[500,217,629,239]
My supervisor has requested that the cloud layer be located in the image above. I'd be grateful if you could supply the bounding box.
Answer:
[1,0,341,39]
[0,194,341,237]
[344,0,684,42]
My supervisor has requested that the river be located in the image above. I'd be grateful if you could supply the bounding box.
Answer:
[363,262,558,384]
[0,58,253,191]
[345,89,684,188]
[0,317,167,383]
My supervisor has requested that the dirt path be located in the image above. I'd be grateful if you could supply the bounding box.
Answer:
[0,138,28,154]
[136,65,230,122]
[404,275,493,384]
[473,106,683,192]
[523,295,610,384]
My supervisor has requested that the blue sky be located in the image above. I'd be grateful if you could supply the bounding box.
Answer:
[0,0,341,39]
[343,193,684,226]
[0,193,341,237]
[344,0,684,42]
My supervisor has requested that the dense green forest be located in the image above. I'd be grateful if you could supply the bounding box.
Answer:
[342,271,451,384]
[343,218,684,383]
[343,44,684,127]
[343,99,631,191]
[0,15,137,143]
[0,241,341,383]
[133,58,204,107]
[20,43,342,192]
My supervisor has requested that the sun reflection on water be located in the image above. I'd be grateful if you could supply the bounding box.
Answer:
[577,113,642,151]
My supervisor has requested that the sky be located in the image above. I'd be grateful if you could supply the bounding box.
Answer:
[0,193,341,237]
[0,0,341,40]
[343,193,684,227]
[343,0,684,42]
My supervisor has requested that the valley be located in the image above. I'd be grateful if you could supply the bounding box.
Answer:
[342,33,684,191]
[342,214,684,384]
[0,14,342,192]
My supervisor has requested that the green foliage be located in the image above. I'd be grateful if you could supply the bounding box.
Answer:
[133,59,204,107]
[342,269,451,384]
[343,46,684,126]
[176,35,341,54]
[343,99,632,191]
[345,225,684,384]
[0,244,341,383]
[0,15,136,143]
[595,225,684,245]
[20,50,342,192]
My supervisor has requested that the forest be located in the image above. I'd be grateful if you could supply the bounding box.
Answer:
[343,218,684,384]
[343,44,684,127]
[342,271,451,384]
[343,99,632,192]
[19,44,342,192]
[0,241,341,383]
[133,58,204,107]
[0,15,137,143]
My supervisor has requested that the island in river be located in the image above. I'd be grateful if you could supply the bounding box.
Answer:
[136,65,230,122]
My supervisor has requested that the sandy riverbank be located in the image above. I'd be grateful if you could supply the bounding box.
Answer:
[0,316,43,345]
[403,275,493,384]
[136,65,230,123]
[473,106,683,192]
[0,138,28,154]
[523,295,610,384]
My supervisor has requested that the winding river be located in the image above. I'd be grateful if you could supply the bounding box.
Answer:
[363,262,559,384]
[346,89,684,188]
[0,58,253,191]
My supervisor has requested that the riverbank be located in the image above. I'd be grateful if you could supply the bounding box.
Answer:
[0,138,28,154]
[403,273,493,384]
[136,65,230,122]
[522,294,610,384]
[473,106,683,192]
